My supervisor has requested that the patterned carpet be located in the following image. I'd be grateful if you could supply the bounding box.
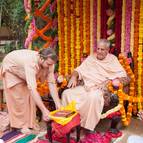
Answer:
[1,117,142,143]
[1,130,36,143]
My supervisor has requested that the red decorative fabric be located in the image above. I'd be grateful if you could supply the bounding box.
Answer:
[106,111,121,119]
[79,132,111,143]
[45,133,76,143]
[36,140,49,143]
[52,114,80,137]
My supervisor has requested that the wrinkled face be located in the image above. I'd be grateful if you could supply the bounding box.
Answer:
[96,43,109,60]
[41,57,55,68]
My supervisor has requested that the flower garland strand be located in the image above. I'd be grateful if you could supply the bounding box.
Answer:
[90,0,94,54]
[121,0,126,53]
[124,0,132,54]
[60,1,65,75]
[73,0,77,67]
[138,0,143,110]
[57,0,62,75]
[133,0,140,114]
[93,0,97,50]
[70,0,75,73]
[63,0,69,75]
[24,0,34,49]
[97,0,101,42]
[67,0,71,74]
[86,0,90,55]
[83,0,87,54]
[130,0,135,55]
[79,0,84,60]
[108,54,135,126]
[75,0,81,66]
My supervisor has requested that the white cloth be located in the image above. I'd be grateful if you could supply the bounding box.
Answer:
[127,135,143,143]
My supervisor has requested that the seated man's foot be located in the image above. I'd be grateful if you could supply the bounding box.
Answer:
[105,128,122,138]
[81,127,95,135]
[20,127,31,134]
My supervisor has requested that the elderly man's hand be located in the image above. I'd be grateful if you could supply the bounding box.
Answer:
[67,76,77,88]
[137,111,143,121]
[112,78,121,87]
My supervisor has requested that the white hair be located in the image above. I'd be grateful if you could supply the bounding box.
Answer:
[97,39,110,48]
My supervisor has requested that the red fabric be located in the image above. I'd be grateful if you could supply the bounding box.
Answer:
[36,140,49,143]
[105,130,122,138]
[52,114,80,137]
[106,111,121,119]
[45,133,76,143]
[79,132,111,143]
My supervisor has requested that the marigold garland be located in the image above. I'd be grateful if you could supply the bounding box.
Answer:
[37,80,49,96]
[133,0,140,114]
[138,0,143,110]
[57,0,62,75]
[97,0,101,41]
[86,0,90,55]
[75,0,81,66]
[70,1,75,73]
[90,0,94,54]
[124,0,132,53]
[108,54,135,126]
[121,0,126,53]
[93,0,97,50]
[130,0,135,55]
[57,0,91,75]
[83,0,87,54]
[63,0,69,75]
[37,77,68,96]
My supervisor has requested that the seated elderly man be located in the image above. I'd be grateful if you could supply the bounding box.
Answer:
[62,39,129,132]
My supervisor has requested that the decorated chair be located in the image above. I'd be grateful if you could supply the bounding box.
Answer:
[99,54,135,135]
[55,54,135,135]
[37,53,135,142]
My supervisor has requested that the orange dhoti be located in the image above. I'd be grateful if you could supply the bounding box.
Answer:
[3,72,36,129]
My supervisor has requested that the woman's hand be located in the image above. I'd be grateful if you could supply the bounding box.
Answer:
[67,76,77,88]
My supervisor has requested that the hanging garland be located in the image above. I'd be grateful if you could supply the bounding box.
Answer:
[86,0,90,55]
[138,0,143,111]
[93,0,97,50]
[108,54,135,126]
[75,0,81,66]
[124,0,132,54]
[106,0,116,54]
[24,0,35,49]
[63,0,69,75]
[133,0,140,114]
[70,0,75,73]
[121,0,126,53]
[83,0,87,54]
[57,0,91,75]
[90,0,93,53]
[130,0,135,55]
[97,0,101,42]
